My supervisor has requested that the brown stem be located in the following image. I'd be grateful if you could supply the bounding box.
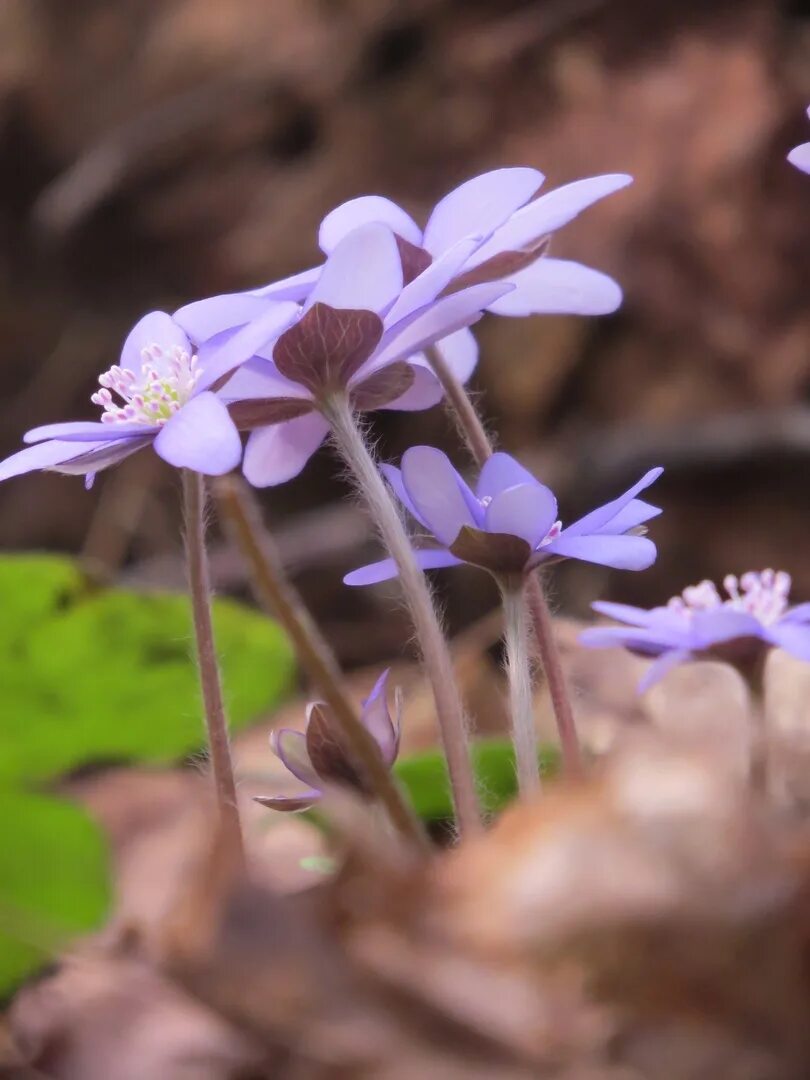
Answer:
[324,395,482,837]
[524,575,583,775]
[182,469,245,865]
[213,473,429,853]
[425,345,582,775]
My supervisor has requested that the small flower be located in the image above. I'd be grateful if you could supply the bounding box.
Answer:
[788,107,810,175]
[207,223,511,487]
[256,670,401,811]
[345,448,662,585]
[579,569,810,691]
[0,308,301,486]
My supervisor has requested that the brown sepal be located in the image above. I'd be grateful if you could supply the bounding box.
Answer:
[443,237,551,295]
[274,303,383,396]
[395,234,433,284]
[305,703,371,795]
[449,525,531,575]
[350,362,415,411]
[228,397,313,430]
[253,794,318,813]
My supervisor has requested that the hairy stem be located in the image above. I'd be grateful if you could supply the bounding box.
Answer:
[500,583,541,795]
[426,345,582,775]
[182,469,245,864]
[324,395,482,837]
[524,576,582,775]
[213,474,428,853]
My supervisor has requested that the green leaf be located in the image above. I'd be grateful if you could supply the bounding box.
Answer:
[0,790,110,995]
[394,738,560,822]
[0,554,295,783]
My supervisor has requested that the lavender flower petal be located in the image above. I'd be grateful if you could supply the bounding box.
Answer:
[378,360,443,411]
[380,463,429,527]
[254,791,322,812]
[249,266,321,302]
[601,498,662,535]
[422,167,543,256]
[638,649,694,693]
[487,259,623,317]
[193,302,300,393]
[476,452,538,501]
[689,609,764,649]
[120,311,191,373]
[153,391,242,475]
[468,174,633,268]
[561,467,664,539]
[242,411,330,487]
[485,483,558,549]
[400,446,478,544]
[384,236,481,325]
[24,420,159,443]
[591,600,667,627]
[318,195,423,253]
[344,548,461,587]
[173,292,273,346]
[765,621,810,660]
[544,533,657,570]
[304,223,403,314]
[364,281,512,377]
[0,436,144,482]
[779,603,810,624]
[360,669,398,764]
[789,142,810,174]
[271,728,320,786]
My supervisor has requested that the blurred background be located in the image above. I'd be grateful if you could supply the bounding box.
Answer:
[1,0,809,669]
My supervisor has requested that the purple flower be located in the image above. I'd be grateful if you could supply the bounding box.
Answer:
[788,107,810,175]
[580,570,810,691]
[256,669,401,811]
[345,448,662,585]
[208,223,511,486]
[0,306,296,486]
[318,167,632,319]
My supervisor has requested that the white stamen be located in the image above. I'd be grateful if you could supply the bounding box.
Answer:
[667,569,791,625]
[91,342,200,426]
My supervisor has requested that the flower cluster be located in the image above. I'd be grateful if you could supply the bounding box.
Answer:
[0,167,630,488]
[8,143,805,823]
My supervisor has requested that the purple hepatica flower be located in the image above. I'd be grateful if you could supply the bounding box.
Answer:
[580,570,810,692]
[318,167,632,318]
[788,107,810,175]
[207,223,512,486]
[0,308,302,487]
[345,448,662,586]
[256,669,401,812]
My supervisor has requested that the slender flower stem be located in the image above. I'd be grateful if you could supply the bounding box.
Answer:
[524,575,582,775]
[500,582,541,795]
[425,345,494,466]
[213,474,428,853]
[182,469,245,865]
[425,345,583,775]
[323,394,482,837]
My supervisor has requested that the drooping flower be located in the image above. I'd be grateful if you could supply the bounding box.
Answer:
[579,570,810,691]
[207,223,512,486]
[345,448,662,585]
[0,306,298,486]
[788,107,810,175]
[256,669,401,811]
